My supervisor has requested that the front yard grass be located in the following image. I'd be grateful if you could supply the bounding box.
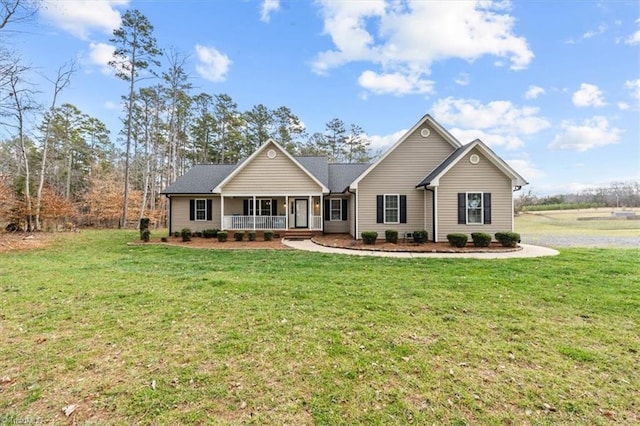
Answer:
[0,230,638,424]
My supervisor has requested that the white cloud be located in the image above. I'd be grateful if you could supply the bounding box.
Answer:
[583,24,606,39]
[369,129,407,152]
[195,44,232,82]
[505,159,544,179]
[312,0,533,96]
[358,70,434,96]
[432,97,550,150]
[618,102,630,110]
[524,85,545,99]
[572,83,606,107]
[625,19,640,45]
[549,116,622,152]
[88,42,116,74]
[260,0,280,23]
[41,0,127,40]
[454,73,470,86]
[104,100,119,110]
[625,79,640,101]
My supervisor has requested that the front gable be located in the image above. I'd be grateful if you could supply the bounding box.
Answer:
[216,140,328,195]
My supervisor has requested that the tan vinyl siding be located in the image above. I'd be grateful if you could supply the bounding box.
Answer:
[222,142,322,194]
[324,196,350,233]
[357,124,455,238]
[436,148,513,241]
[170,196,221,232]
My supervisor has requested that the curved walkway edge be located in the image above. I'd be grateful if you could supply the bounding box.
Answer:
[282,239,560,259]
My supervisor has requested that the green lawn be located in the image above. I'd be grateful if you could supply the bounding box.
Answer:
[1,230,639,425]
[516,209,640,236]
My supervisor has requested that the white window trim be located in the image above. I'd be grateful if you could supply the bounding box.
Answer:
[329,198,342,222]
[195,199,207,221]
[466,192,483,225]
[249,198,273,216]
[384,194,400,224]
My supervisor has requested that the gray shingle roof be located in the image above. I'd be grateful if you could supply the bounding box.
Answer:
[163,164,236,194]
[416,145,467,187]
[295,156,329,187]
[328,163,370,193]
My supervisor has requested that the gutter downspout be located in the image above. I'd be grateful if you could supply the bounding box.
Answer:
[166,194,172,236]
[424,187,436,243]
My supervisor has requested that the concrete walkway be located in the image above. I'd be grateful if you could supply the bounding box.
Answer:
[282,239,559,259]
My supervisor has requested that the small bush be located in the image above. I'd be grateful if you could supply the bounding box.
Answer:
[160,237,168,243]
[471,232,492,247]
[181,228,192,242]
[447,233,468,247]
[193,231,203,238]
[202,229,219,238]
[173,231,180,238]
[248,231,257,241]
[217,231,228,242]
[263,230,273,241]
[361,231,378,245]
[234,232,244,241]
[385,230,398,244]
[141,229,151,242]
[139,217,150,240]
[495,231,520,247]
[413,230,428,244]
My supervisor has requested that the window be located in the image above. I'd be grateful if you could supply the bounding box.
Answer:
[457,192,491,225]
[330,199,342,221]
[249,199,273,216]
[195,199,207,221]
[384,194,399,224]
[467,193,482,224]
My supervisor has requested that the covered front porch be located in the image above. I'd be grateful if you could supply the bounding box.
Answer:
[221,195,323,231]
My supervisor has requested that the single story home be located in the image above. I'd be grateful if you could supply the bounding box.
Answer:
[163,114,528,241]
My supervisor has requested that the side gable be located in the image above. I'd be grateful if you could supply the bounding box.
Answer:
[163,164,236,194]
[349,114,462,190]
[214,139,329,194]
[417,139,528,188]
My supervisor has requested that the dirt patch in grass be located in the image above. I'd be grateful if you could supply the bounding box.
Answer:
[0,232,52,253]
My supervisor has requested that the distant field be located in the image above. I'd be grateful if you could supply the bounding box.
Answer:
[0,230,638,424]
[516,208,640,236]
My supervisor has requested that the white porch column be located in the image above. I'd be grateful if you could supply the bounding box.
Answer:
[252,195,256,231]
[285,195,289,230]
[308,195,312,229]
[220,195,225,230]
[434,187,438,243]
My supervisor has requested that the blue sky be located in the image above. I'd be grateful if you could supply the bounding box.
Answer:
[6,0,640,195]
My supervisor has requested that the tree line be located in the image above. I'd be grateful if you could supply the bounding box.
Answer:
[0,4,372,231]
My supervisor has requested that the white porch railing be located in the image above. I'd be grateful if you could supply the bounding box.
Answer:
[224,215,287,230]
[312,215,322,230]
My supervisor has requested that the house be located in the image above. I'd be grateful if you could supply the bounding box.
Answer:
[163,114,528,242]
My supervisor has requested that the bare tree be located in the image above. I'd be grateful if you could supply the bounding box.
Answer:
[0,0,39,31]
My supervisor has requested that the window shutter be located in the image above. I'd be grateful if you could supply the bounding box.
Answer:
[483,193,492,224]
[324,199,330,219]
[243,199,249,216]
[206,199,213,221]
[457,193,466,224]
[342,199,348,221]
[272,199,278,216]
[376,195,383,223]
[400,195,407,223]
[189,199,195,221]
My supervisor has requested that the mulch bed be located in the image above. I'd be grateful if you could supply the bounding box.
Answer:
[0,232,51,253]
[136,236,291,250]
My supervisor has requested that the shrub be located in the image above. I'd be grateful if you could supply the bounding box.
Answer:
[234,232,244,241]
[263,230,273,241]
[385,229,398,244]
[141,229,151,242]
[193,231,203,238]
[413,230,428,244]
[202,229,219,239]
[181,228,191,242]
[361,231,378,245]
[248,231,257,241]
[173,231,180,238]
[217,231,228,242]
[495,231,520,247]
[139,217,150,240]
[447,233,468,247]
[471,232,492,247]
[160,237,168,243]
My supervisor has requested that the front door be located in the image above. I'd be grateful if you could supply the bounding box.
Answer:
[294,199,308,228]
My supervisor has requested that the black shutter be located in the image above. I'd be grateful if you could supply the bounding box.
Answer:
[206,199,212,221]
[400,195,407,223]
[483,193,492,224]
[272,199,278,216]
[376,195,383,223]
[457,193,466,224]
[324,199,330,219]
[189,199,195,221]
[342,199,348,221]
[243,199,249,216]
